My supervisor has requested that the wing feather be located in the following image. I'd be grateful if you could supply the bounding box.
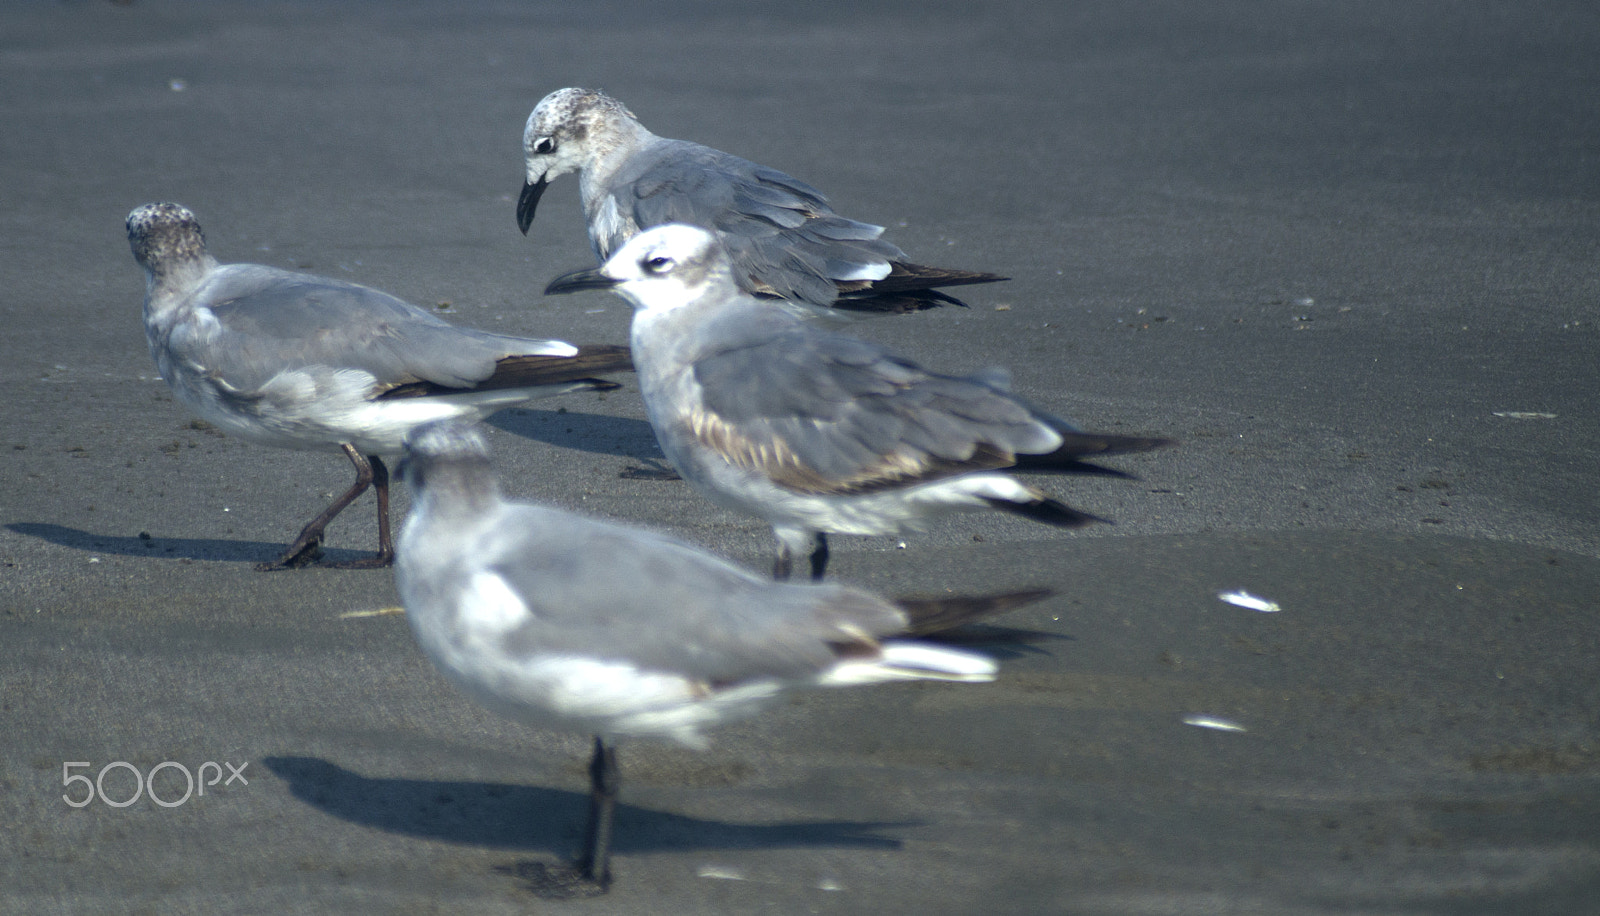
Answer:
[479,506,904,684]
[192,267,574,395]
[617,141,905,308]
[686,318,1060,495]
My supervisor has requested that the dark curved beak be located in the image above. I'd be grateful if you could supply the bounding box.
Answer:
[545,267,619,296]
[516,175,549,234]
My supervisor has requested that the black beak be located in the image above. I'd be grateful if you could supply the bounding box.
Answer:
[516,175,549,235]
[545,267,620,296]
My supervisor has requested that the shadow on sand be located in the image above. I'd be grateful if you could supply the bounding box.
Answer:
[2,521,368,565]
[262,755,908,885]
[486,407,663,461]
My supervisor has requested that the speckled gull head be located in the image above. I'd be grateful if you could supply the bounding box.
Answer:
[127,202,213,281]
[518,87,645,230]
[543,224,731,315]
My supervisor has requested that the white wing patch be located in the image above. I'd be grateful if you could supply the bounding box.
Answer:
[507,655,780,748]
[461,571,532,631]
[526,339,580,357]
[525,655,696,714]
[590,194,638,258]
[830,260,892,282]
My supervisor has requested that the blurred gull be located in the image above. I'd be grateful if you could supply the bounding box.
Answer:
[546,224,1173,580]
[518,87,1006,320]
[128,202,632,571]
[395,419,1047,889]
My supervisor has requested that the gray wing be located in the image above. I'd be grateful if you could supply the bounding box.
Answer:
[484,507,903,684]
[194,266,568,393]
[608,140,905,308]
[686,309,1062,495]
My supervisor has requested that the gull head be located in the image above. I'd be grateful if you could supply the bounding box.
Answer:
[126,202,209,276]
[545,224,732,316]
[519,87,641,233]
[399,419,499,509]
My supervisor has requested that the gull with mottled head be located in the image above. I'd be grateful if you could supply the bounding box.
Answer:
[546,224,1173,580]
[128,202,632,570]
[518,87,1006,320]
[395,419,1045,890]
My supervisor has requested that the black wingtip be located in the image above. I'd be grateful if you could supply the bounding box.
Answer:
[881,262,1010,291]
[830,263,1009,313]
[829,288,970,313]
[1010,456,1135,478]
[490,344,634,382]
[375,346,633,401]
[895,587,1056,637]
[1014,433,1177,476]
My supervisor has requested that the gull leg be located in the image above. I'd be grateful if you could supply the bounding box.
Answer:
[808,532,830,581]
[258,444,377,571]
[577,736,618,889]
[772,527,815,581]
[318,455,394,570]
[372,455,393,560]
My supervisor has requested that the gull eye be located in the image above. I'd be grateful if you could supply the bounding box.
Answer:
[533,137,556,155]
[643,255,674,274]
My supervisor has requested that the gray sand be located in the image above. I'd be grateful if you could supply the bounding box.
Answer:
[1,2,1596,913]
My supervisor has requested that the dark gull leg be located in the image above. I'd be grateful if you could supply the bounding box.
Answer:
[809,532,830,581]
[577,736,618,888]
[318,454,394,570]
[773,527,818,581]
[257,445,390,571]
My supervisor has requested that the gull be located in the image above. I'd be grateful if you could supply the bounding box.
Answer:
[546,224,1174,581]
[518,87,1006,320]
[128,202,632,571]
[394,418,1048,890]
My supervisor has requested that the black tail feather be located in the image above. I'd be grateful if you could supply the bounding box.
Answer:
[1051,430,1176,459]
[1010,455,1137,478]
[895,588,1055,637]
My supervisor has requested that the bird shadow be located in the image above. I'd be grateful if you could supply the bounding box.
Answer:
[263,755,906,862]
[487,408,664,463]
[3,522,371,565]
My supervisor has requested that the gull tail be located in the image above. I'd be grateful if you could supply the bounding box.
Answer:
[894,588,1055,637]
